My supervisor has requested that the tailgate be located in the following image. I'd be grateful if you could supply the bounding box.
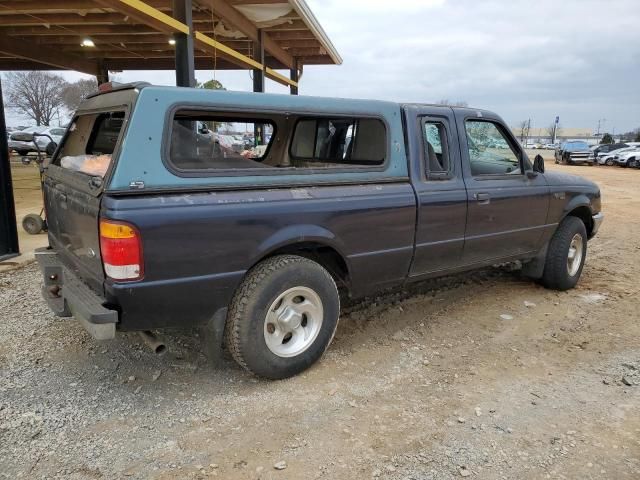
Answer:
[43,107,128,293]
[43,167,104,291]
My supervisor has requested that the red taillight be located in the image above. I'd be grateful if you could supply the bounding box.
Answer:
[99,219,143,281]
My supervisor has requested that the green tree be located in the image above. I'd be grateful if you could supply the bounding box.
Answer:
[197,79,225,90]
[195,79,226,131]
[600,133,613,144]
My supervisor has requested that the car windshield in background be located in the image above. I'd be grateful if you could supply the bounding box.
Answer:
[563,142,589,151]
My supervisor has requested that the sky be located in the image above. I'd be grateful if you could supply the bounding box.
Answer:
[4,0,640,132]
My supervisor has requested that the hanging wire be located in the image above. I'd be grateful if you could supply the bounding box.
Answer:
[209,4,217,82]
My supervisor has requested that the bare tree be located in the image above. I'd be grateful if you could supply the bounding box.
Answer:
[61,78,98,112]
[546,123,562,143]
[4,71,68,126]
[436,99,469,107]
[518,120,529,144]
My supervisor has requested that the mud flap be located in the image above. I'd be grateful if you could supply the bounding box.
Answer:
[521,243,549,280]
[201,307,227,366]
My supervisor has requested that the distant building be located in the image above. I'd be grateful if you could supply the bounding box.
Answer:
[510,127,601,145]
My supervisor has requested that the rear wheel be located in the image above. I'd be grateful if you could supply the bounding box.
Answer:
[628,158,638,168]
[605,159,614,166]
[225,255,340,379]
[541,216,587,291]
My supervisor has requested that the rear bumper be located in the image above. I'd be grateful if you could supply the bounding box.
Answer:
[35,248,117,340]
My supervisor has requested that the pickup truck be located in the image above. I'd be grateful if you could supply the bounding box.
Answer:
[36,83,603,379]
[554,141,594,165]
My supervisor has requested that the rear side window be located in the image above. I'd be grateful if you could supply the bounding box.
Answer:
[169,111,275,171]
[422,121,450,177]
[290,118,386,167]
[55,111,125,177]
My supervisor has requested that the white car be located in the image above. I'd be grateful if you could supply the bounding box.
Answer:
[8,126,66,156]
[598,146,638,165]
[613,148,640,167]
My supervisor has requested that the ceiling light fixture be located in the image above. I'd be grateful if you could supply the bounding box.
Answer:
[168,38,176,45]
[81,38,95,47]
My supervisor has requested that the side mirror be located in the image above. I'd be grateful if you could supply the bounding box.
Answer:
[533,154,545,173]
[13,132,34,142]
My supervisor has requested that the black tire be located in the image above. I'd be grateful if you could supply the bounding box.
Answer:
[225,254,340,379]
[541,216,587,291]
[45,142,57,156]
[22,213,45,235]
[605,159,614,166]
[628,158,638,168]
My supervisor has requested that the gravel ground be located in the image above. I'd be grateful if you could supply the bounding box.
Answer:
[1,163,639,479]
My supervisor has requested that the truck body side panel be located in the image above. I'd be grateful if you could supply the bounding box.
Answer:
[102,182,416,330]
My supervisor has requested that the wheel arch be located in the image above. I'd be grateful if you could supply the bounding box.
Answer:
[565,204,594,237]
[249,225,352,292]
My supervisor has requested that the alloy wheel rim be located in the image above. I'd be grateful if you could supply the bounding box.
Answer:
[567,234,584,277]
[263,286,323,358]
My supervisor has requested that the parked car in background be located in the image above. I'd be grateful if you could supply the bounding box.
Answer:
[544,143,558,150]
[555,141,594,165]
[35,83,603,379]
[525,142,540,149]
[8,126,66,156]
[592,143,628,161]
[597,146,638,165]
[613,148,640,168]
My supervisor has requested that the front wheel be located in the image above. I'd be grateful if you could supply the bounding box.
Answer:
[628,158,638,168]
[605,159,614,166]
[225,255,340,379]
[541,216,587,291]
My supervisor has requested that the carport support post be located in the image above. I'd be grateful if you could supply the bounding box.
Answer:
[96,60,109,85]
[252,29,265,94]
[0,77,19,260]
[253,29,265,145]
[290,60,299,95]
[173,0,195,87]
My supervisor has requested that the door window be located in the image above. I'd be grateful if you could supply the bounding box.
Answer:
[465,120,522,176]
[422,121,450,177]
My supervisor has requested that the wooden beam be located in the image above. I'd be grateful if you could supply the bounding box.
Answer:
[297,54,333,65]
[92,0,189,34]
[0,34,97,74]
[195,0,293,69]
[1,25,159,35]
[266,30,316,40]
[100,56,240,70]
[0,10,215,25]
[0,0,169,11]
[0,13,137,26]
[265,20,308,31]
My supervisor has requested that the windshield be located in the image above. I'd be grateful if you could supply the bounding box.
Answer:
[563,142,589,151]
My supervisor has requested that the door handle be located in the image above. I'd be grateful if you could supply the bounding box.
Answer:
[474,192,490,204]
